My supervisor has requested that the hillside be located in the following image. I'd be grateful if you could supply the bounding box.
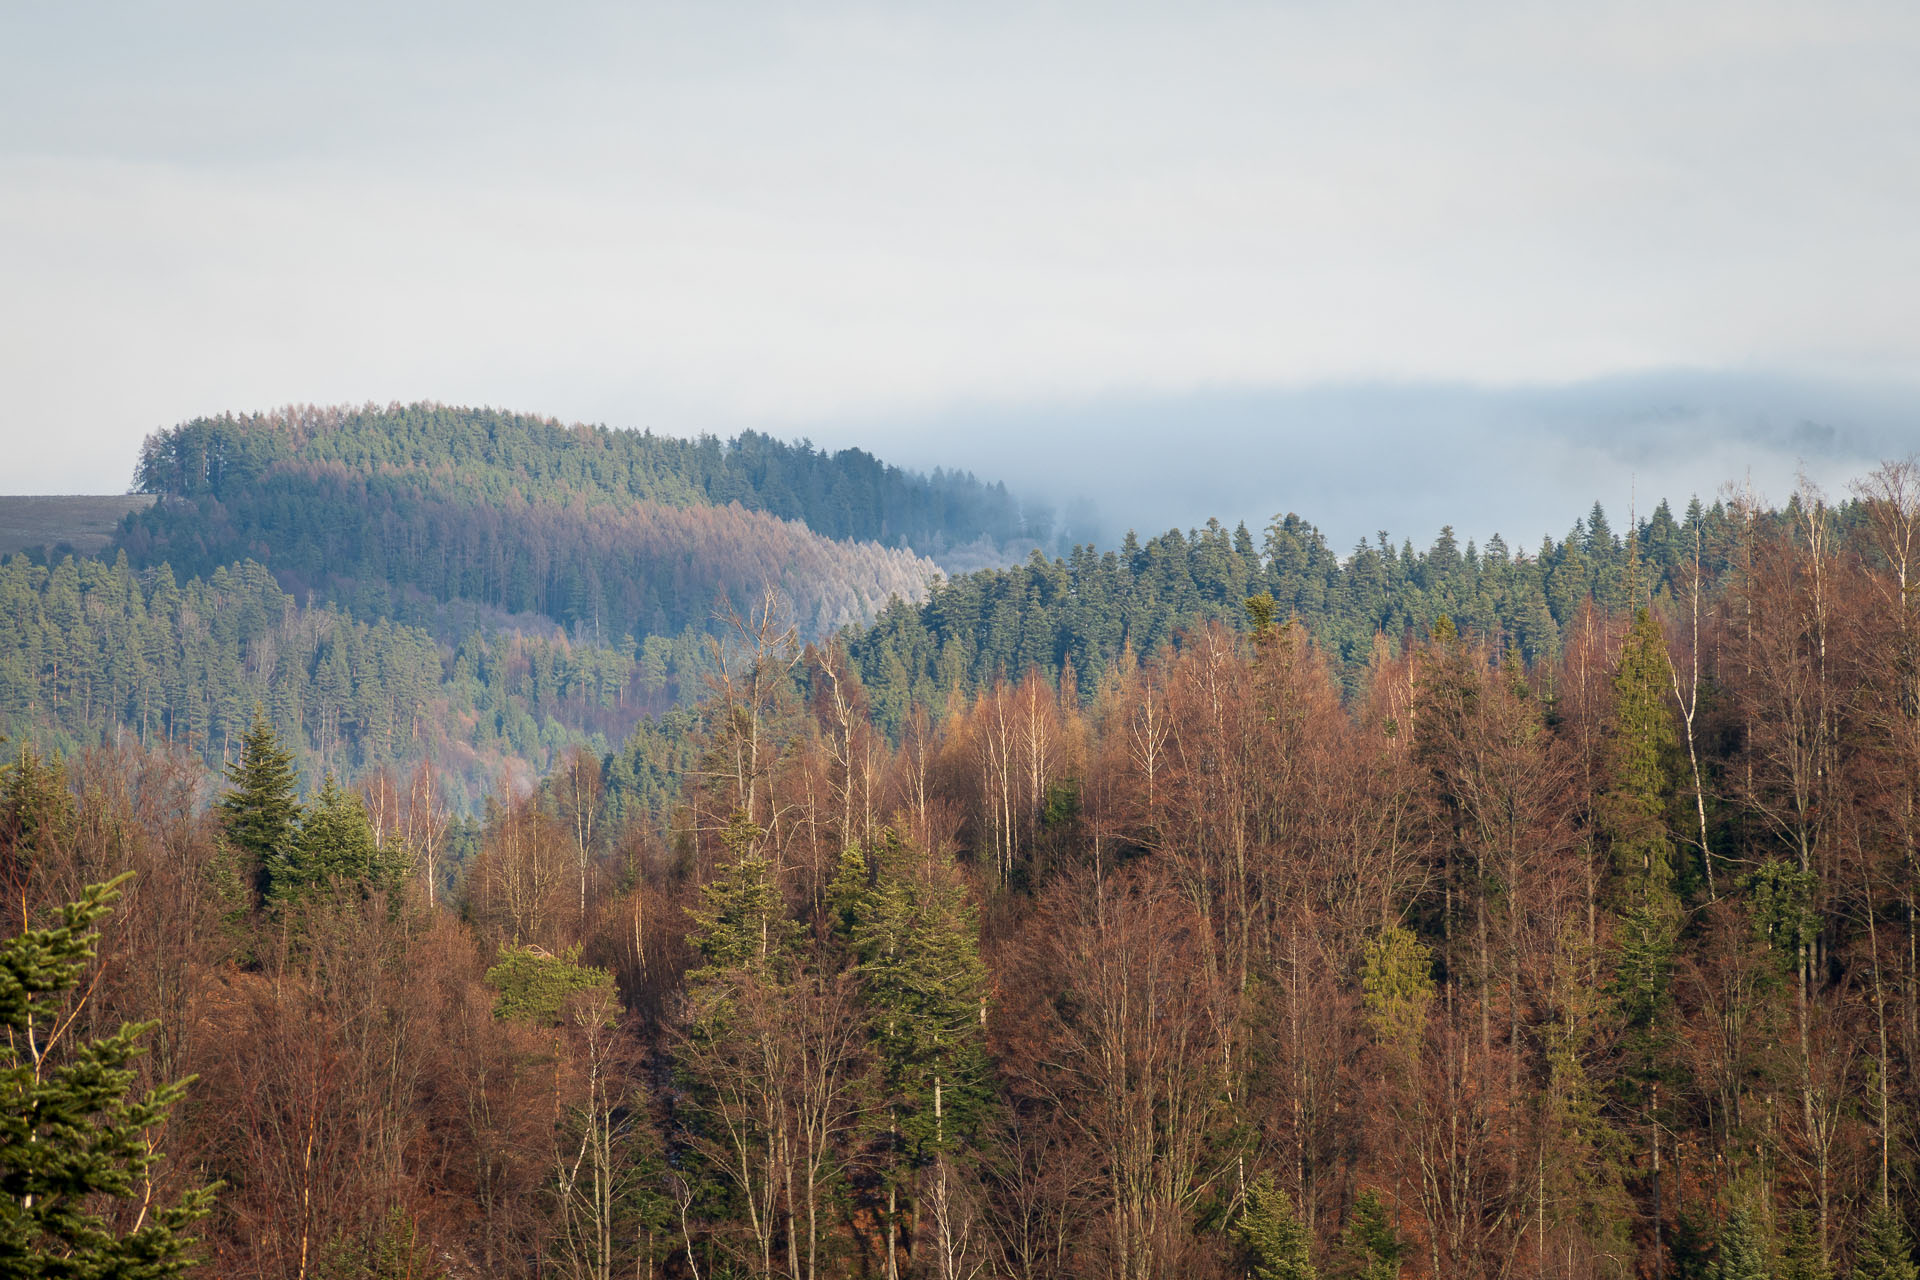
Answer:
[0,493,154,554]
[843,496,1761,732]
[128,402,1053,561]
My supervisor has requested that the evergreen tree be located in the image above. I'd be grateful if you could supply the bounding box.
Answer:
[1779,1207,1832,1280]
[1237,1172,1318,1280]
[686,816,793,977]
[1332,1188,1403,1280]
[0,746,74,893]
[0,876,215,1278]
[842,831,993,1160]
[271,772,385,906]
[1717,1205,1772,1280]
[1851,1206,1919,1280]
[218,708,301,902]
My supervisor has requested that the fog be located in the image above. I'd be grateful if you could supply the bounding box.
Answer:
[830,371,1920,556]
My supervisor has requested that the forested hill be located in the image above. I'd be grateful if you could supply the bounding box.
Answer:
[128,402,1054,562]
[117,403,947,641]
[846,495,1777,732]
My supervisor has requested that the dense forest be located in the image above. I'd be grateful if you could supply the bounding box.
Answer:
[9,447,1920,1278]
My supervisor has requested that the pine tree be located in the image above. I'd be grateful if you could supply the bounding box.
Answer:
[1851,1205,1919,1280]
[1716,1205,1772,1280]
[218,707,301,902]
[1237,1172,1318,1280]
[0,876,215,1278]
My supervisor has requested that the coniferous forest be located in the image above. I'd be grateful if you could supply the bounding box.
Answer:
[8,407,1920,1280]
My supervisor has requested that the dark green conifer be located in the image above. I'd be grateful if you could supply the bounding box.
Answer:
[1851,1205,1919,1280]
[1778,1206,1831,1280]
[1333,1188,1402,1279]
[1716,1204,1772,1280]
[1237,1172,1317,1280]
[273,772,392,905]
[843,831,992,1160]
[218,707,301,901]
[687,816,793,977]
[0,746,74,891]
[0,877,216,1278]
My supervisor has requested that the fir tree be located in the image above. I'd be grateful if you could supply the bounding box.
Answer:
[1778,1206,1831,1280]
[0,876,216,1278]
[0,746,74,895]
[842,831,993,1160]
[1716,1204,1772,1280]
[1237,1172,1317,1280]
[218,707,301,902]
[1851,1205,1919,1280]
[686,816,794,977]
[1333,1188,1402,1280]
[272,772,385,906]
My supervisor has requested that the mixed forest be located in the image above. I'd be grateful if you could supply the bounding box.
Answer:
[4,406,1920,1279]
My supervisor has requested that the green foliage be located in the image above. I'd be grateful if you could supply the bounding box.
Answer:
[1716,1204,1772,1280]
[132,403,1047,562]
[1778,1207,1832,1280]
[1361,927,1434,1056]
[1748,859,1820,968]
[840,832,993,1161]
[219,708,302,898]
[0,745,74,886]
[687,817,798,978]
[1333,1189,1402,1280]
[0,877,215,1278]
[270,772,398,906]
[1851,1205,1919,1280]
[316,1205,445,1280]
[484,945,616,1026]
[848,500,1728,729]
[1236,1173,1318,1280]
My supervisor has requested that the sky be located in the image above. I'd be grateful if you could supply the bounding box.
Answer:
[4,1,1918,549]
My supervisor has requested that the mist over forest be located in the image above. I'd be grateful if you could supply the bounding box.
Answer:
[7,3,1920,1278]
[853,370,1920,553]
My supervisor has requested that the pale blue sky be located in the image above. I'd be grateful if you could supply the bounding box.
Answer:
[4,1,1918,545]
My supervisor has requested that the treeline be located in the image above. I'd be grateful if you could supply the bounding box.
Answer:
[118,455,937,644]
[128,400,1054,561]
[847,494,1782,732]
[10,467,1920,1278]
[0,552,717,808]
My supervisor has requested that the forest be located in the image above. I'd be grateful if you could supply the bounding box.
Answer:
[7,435,1920,1279]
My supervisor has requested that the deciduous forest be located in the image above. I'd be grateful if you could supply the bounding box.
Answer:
[4,410,1920,1279]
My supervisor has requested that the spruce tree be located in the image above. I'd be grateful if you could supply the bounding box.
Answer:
[0,747,75,892]
[218,708,301,902]
[271,773,387,906]
[1851,1205,1919,1280]
[1716,1205,1772,1280]
[1333,1188,1402,1280]
[842,831,993,1160]
[1779,1206,1832,1280]
[1237,1173,1318,1280]
[686,817,793,977]
[0,876,215,1278]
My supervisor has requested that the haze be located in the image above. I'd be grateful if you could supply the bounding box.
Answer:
[4,1,1918,548]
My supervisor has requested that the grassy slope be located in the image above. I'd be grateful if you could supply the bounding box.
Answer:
[0,495,154,554]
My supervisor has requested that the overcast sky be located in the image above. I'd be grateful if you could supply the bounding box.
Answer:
[4,1,1918,547]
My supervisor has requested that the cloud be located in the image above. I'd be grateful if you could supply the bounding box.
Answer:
[2,1,1917,504]
[835,372,1920,553]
